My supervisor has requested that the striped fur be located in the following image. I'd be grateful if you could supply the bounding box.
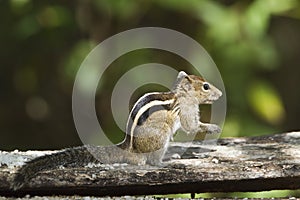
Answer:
[126,92,177,149]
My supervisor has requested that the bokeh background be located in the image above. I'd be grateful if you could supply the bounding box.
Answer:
[1,0,300,151]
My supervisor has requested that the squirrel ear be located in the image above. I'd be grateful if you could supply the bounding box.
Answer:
[172,71,188,90]
[177,71,188,80]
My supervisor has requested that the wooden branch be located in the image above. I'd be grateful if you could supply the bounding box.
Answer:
[1,132,300,197]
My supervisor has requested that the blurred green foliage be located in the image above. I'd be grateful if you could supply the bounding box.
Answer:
[1,0,300,198]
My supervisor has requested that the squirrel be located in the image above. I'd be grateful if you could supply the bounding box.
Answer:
[12,71,222,190]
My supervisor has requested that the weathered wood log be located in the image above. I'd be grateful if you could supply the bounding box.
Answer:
[0,132,299,197]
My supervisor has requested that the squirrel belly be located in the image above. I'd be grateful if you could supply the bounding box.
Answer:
[12,71,223,190]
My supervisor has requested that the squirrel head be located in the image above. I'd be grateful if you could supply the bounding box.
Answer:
[172,71,222,104]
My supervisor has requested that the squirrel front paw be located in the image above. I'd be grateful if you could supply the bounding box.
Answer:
[205,124,221,134]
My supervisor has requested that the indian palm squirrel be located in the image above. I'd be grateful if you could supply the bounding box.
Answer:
[12,71,222,190]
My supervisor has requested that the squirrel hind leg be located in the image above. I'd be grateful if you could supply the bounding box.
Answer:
[145,148,167,166]
[122,150,147,165]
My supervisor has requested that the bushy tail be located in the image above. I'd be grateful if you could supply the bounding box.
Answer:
[12,145,98,190]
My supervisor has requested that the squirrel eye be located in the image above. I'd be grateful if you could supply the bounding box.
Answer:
[203,83,210,90]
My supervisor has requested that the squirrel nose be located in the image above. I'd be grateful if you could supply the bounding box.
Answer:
[218,89,222,97]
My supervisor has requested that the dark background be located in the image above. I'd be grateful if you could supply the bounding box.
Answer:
[1,0,300,151]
